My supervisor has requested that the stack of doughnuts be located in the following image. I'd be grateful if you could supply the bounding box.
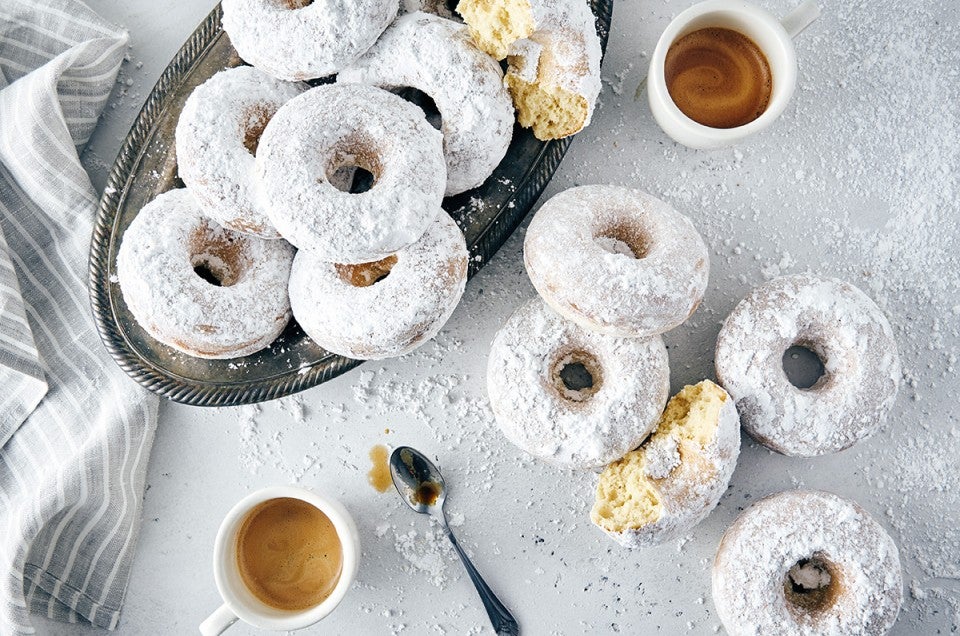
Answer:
[119,2,606,361]
[487,184,738,546]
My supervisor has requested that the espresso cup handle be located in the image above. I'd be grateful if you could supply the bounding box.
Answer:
[199,604,238,636]
[780,0,820,38]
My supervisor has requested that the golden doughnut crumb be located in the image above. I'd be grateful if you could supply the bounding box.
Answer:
[505,73,590,140]
[459,0,600,140]
[590,380,730,533]
[457,0,535,60]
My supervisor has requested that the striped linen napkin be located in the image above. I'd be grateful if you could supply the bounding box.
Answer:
[0,0,158,632]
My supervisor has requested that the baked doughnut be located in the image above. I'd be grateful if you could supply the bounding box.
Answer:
[524,185,709,338]
[175,66,302,238]
[713,490,903,636]
[591,380,740,547]
[338,13,514,196]
[117,189,294,359]
[487,298,669,469]
[221,0,397,81]
[715,274,900,457]
[458,0,601,139]
[288,210,468,360]
[256,84,446,263]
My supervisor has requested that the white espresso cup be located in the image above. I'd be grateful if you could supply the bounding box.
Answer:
[199,486,360,635]
[648,0,820,149]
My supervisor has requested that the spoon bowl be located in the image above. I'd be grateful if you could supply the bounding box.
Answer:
[389,446,447,515]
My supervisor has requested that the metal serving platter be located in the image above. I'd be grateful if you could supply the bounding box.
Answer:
[89,2,613,406]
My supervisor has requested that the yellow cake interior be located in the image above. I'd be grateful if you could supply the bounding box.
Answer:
[457,0,535,59]
[590,380,728,533]
[505,74,589,141]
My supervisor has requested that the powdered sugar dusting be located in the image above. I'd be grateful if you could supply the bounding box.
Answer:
[597,384,741,548]
[256,83,446,263]
[713,490,902,635]
[508,0,603,129]
[524,185,709,338]
[289,210,468,360]
[116,189,294,358]
[487,297,669,469]
[339,13,514,196]
[715,274,901,456]
[221,0,396,80]
[175,66,302,238]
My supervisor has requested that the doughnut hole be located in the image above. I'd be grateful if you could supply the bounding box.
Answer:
[782,340,828,390]
[189,223,251,288]
[241,104,274,156]
[335,255,398,287]
[326,134,383,194]
[595,222,650,259]
[783,554,844,619]
[393,87,443,131]
[551,349,603,403]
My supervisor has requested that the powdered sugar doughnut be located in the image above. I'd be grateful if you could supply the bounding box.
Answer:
[715,274,900,457]
[591,380,740,548]
[222,0,397,81]
[288,210,467,360]
[117,189,294,359]
[459,0,602,139]
[713,490,902,636]
[338,13,514,196]
[487,298,670,469]
[175,66,302,238]
[524,185,709,338]
[256,84,446,263]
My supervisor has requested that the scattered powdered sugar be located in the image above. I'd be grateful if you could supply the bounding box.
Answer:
[391,513,466,588]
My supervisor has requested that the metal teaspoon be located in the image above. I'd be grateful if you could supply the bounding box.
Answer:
[389,446,519,635]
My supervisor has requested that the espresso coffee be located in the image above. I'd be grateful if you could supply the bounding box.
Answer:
[664,27,772,129]
[236,497,343,611]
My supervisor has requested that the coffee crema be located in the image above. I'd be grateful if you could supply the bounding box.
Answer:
[236,497,343,611]
[664,27,772,129]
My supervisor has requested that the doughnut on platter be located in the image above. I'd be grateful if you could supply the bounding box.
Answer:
[89,1,612,406]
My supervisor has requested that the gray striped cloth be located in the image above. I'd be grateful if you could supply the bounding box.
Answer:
[0,0,159,632]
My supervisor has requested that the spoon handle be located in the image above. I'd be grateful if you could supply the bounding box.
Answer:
[445,527,519,635]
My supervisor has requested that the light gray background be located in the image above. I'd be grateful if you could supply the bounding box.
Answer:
[38,0,960,633]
